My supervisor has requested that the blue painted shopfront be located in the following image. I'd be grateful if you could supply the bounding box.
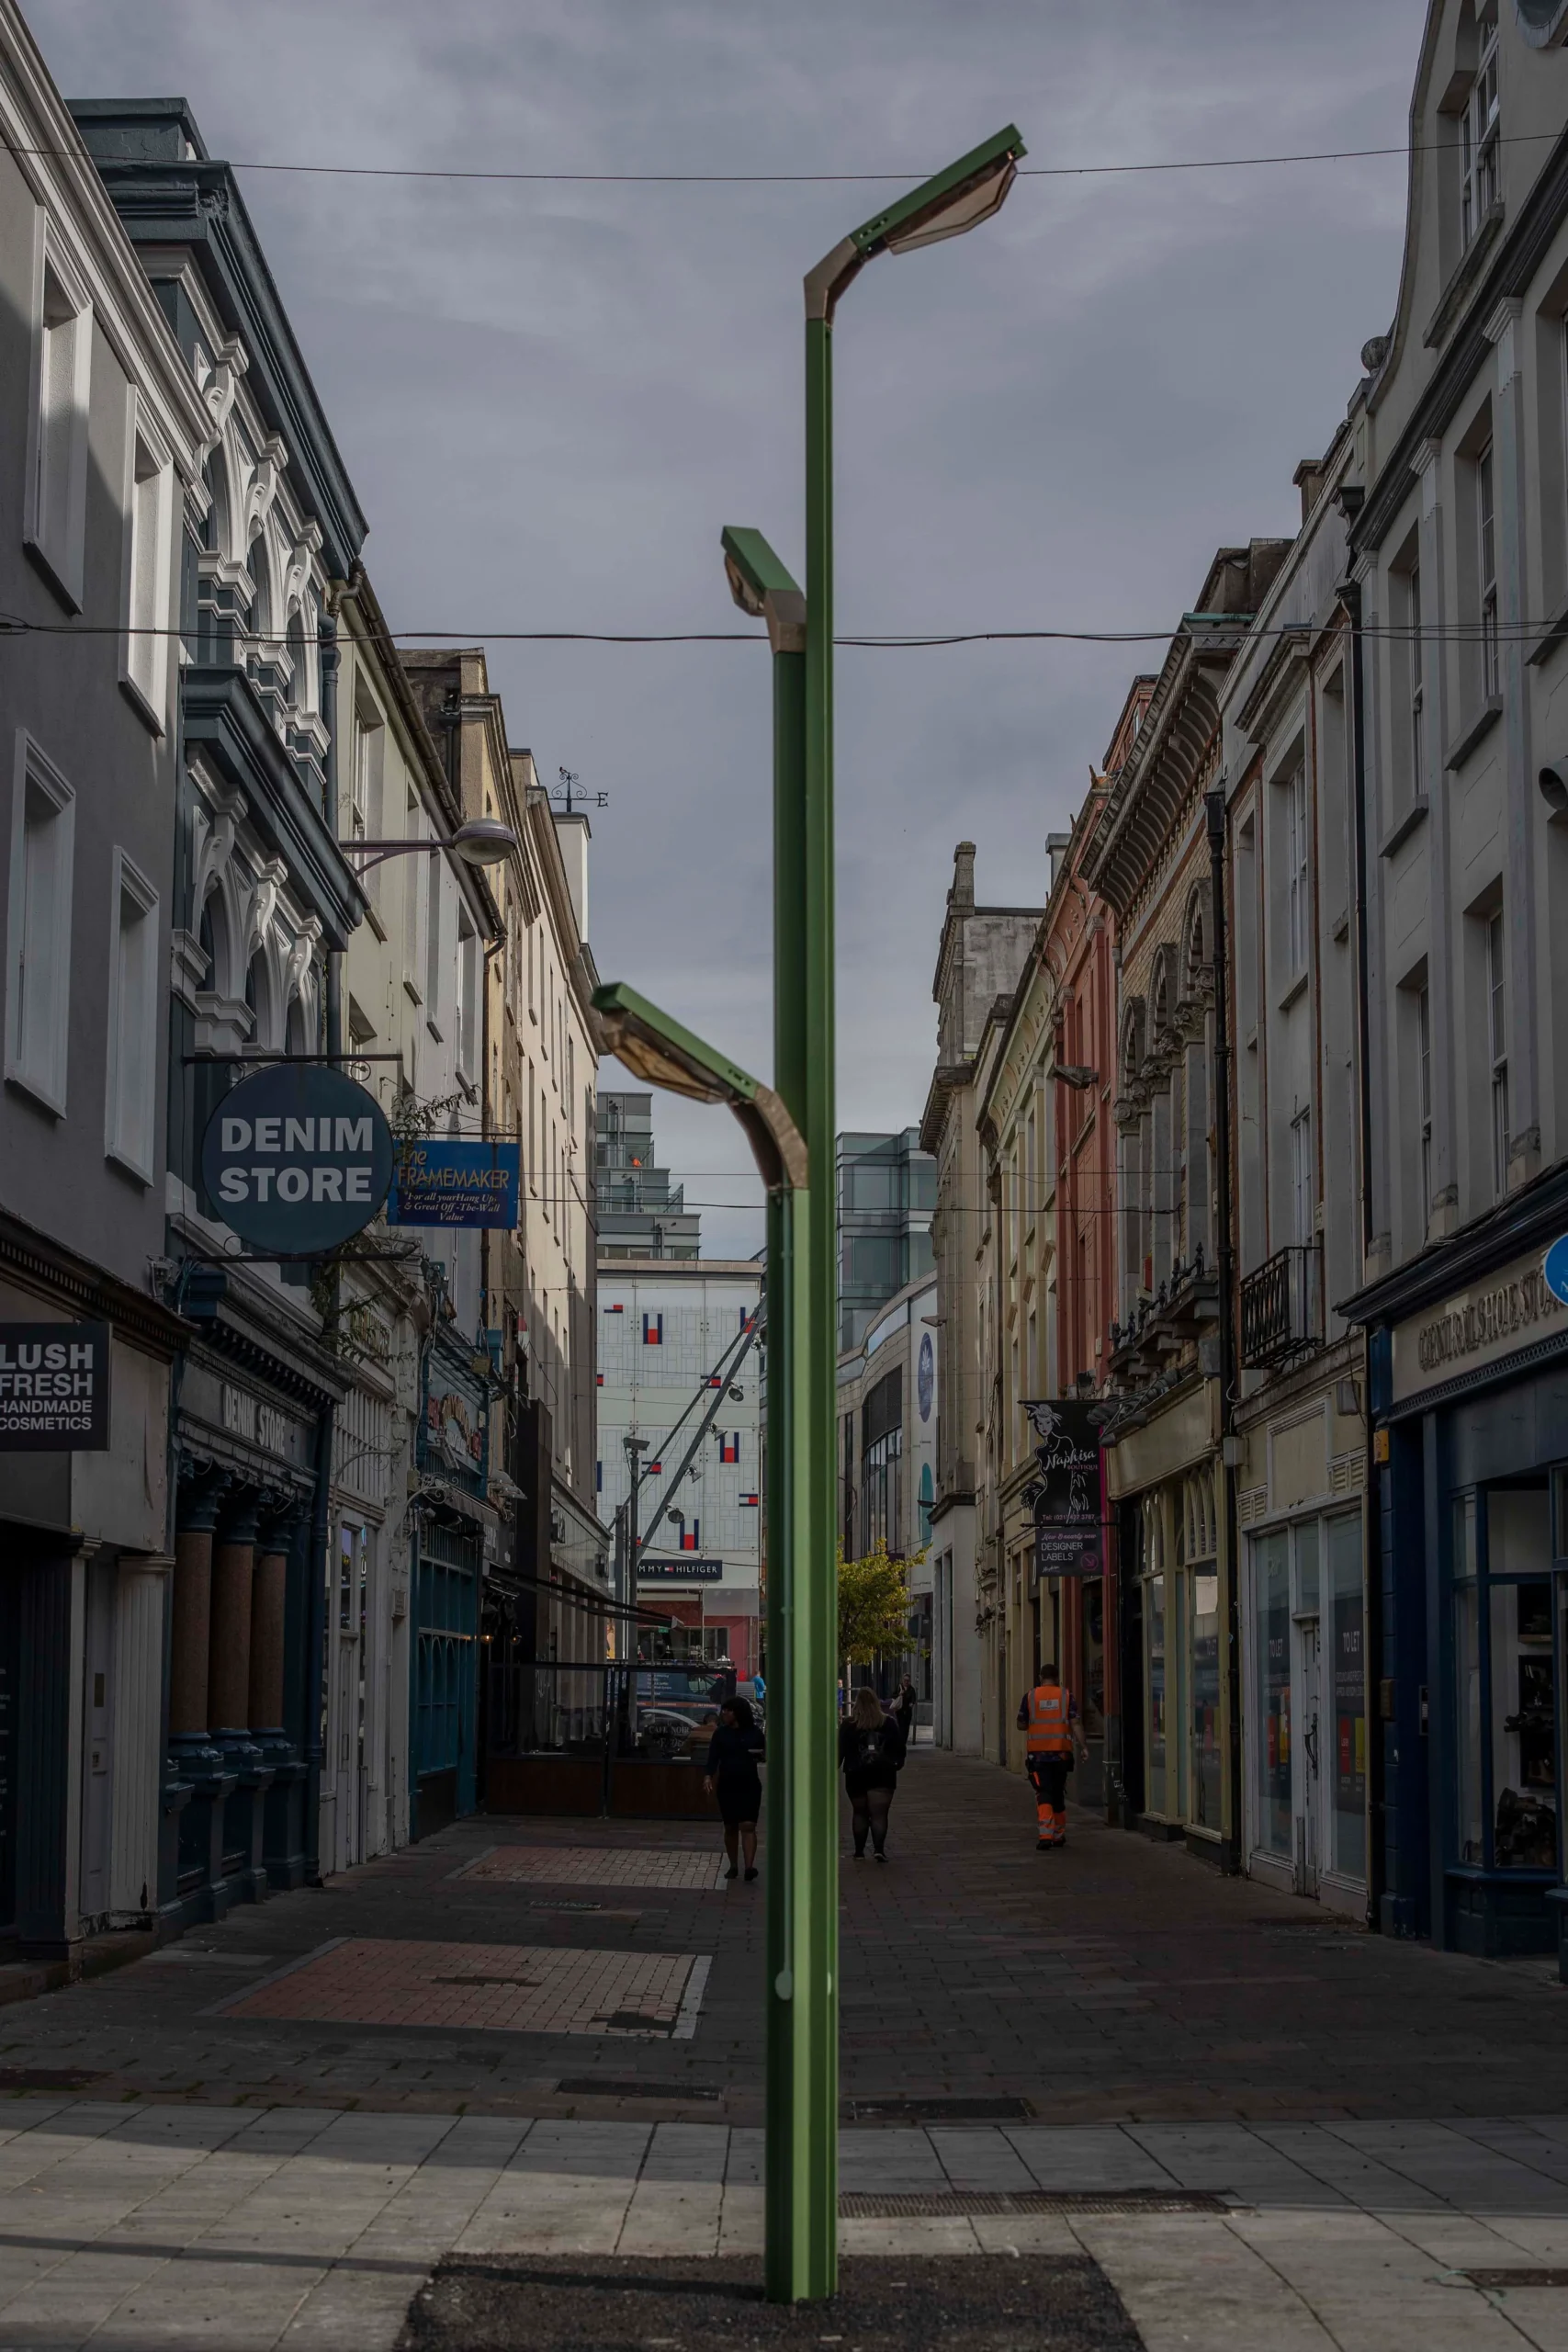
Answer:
[409,1332,492,1839]
[1357,1183,1568,1972]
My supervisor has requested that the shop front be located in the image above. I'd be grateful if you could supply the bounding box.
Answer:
[409,1329,493,1840]
[1355,1215,1568,1963]
[1106,1382,1231,1860]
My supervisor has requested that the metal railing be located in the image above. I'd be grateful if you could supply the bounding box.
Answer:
[1239,1242,1323,1369]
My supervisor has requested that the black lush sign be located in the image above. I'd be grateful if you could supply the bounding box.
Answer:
[0,1322,111,1451]
[1022,1399,1102,1579]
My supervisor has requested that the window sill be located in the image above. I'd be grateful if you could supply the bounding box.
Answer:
[402,979,422,1007]
[1422,199,1505,352]
[22,534,83,616]
[105,1143,153,1189]
[1445,695,1504,771]
[1379,795,1429,858]
[118,672,166,740]
[5,1068,65,1121]
[1528,582,1568,667]
[1277,967,1309,1013]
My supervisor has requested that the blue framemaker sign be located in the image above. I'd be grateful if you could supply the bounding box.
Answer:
[200,1066,394,1255]
[389,1140,520,1229]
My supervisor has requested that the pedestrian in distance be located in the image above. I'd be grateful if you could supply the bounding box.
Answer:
[1019,1658,1088,1849]
[894,1677,916,1745]
[703,1696,764,1882]
[840,1684,907,1862]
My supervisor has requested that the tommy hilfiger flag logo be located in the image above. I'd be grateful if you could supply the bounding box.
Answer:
[679,1521,701,1550]
[739,1492,759,1508]
[717,1432,739,1464]
[643,1312,663,1345]
[604,1302,624,1314]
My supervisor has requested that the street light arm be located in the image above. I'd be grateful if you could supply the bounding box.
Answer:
[721,526,807,655]
[592,980,807,1193]
[805,124,1026,322]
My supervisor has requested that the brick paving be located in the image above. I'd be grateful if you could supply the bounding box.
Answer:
[451,1845,726,1889]
[220,1941,709,2039]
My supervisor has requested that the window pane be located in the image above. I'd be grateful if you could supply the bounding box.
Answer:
[1256,1532,1292,1857]
[1488,1487,1555,1871]
[1329,1515,1366,1882]
[1190,1569,1222,1831]
[1455,1578,1483,1864]
[1145,1571,1166,1815]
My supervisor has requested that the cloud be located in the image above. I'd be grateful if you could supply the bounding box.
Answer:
[31,0,1427,1259]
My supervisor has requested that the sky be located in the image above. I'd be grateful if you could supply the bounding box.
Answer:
[32,0,1428,1258]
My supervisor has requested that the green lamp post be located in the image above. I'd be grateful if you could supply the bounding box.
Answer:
[718,118,1025,2308]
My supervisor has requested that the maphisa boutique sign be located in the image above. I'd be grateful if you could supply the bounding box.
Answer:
[0,1321,110,1451]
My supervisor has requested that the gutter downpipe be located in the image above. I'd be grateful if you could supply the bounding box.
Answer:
[303,1394,334,1886]
[1343,571,1384,1933]
[1206,785,1243,1875]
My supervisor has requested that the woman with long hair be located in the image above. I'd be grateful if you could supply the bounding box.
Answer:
[839,1684,906,1862]
[703,1695,764,1882]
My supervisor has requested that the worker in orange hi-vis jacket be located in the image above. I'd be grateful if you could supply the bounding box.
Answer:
[1018,1661,1089,1849]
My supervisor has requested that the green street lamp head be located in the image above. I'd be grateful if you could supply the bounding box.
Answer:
[592,980,807,1193]
[720,526,807,655]
[807,123,1026,321]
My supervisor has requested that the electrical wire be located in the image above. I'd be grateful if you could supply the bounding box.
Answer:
[9,127,1566,187]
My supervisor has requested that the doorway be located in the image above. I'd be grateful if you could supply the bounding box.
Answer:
[1294,1610,1322,1897]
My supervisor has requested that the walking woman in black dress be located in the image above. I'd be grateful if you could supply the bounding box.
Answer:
[840,1684,906,1861]
[704,1696,765,1881]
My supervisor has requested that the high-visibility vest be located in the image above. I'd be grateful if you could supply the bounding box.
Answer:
[1025,1683,1072,1755]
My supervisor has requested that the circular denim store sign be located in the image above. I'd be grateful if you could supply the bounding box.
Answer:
[201,1065,394,1255]
[1545,1234,1568,1308]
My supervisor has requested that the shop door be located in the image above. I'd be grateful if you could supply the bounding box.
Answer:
[1294,1614,1322,1898]
[79,1559,116,1924]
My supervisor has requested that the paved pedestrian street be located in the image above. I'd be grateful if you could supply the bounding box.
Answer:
[0,1751,1567,2345]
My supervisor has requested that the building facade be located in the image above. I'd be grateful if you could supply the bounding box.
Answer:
[835,1270,939,1716]
[595,1091,701,1260]
[0,27,209,1958]
[836,1128,936,1352]
[1341,0,1568,1962]
[597,1259,763,1678]
[922,845,1039,1754]
[1218,441,1372,1917]
[1086,544,1288,1871]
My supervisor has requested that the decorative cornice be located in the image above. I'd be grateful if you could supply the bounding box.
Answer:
[0,1205,192,1359]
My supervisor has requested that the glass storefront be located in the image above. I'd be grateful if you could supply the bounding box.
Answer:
[1452,1480,1557,1875]
[1143,1492,1166,1816]
[1248,1507,1367,1894]
[1138,1470,1221,1831]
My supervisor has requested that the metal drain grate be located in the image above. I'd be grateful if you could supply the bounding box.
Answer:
[555,2077,720,2101]
[844,2095,1035,2124]
[1463,2269,1568,2290]
[839,2189,1234,2219]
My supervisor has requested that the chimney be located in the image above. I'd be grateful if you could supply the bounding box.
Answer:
[950,841,976,912]
[1047,831,1071,891]
[1292,458,1325,528]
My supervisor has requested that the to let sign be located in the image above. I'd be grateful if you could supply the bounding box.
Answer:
[0,1322,110,1451]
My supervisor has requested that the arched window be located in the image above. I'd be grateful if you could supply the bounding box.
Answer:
[245,948,273,1048]
[202,446,231,560]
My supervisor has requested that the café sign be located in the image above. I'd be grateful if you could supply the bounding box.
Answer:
[200,1065,394,1255]
[1391,1243,1568,1404]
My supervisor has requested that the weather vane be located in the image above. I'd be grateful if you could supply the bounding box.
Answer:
[550,765,608,813]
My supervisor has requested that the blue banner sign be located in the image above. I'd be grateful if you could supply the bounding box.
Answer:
[389,1140,520,1228]
[201,1067,394,1255]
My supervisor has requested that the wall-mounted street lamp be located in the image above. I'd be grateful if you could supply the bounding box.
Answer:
[341,816,518,876]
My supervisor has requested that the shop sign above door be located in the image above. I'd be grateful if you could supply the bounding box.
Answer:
[389,1139,520,1228]
[200,1066,394,1256]
[0,1321,110,1451]
[1391,1241,1568,1404]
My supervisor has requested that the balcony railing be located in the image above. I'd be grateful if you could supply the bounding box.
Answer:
[1240,1243,1323,1370]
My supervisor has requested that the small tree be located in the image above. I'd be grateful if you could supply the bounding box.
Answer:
[838,1540,914,1688]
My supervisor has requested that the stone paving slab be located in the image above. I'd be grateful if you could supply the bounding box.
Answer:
[450,1845,728,1889]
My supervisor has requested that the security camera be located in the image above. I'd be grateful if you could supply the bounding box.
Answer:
[1540,765,1568,818]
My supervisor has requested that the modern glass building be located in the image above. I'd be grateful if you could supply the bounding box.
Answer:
[836,1128,936,1351]
[596,1092,701,1261]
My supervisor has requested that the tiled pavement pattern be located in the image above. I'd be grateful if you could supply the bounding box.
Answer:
[450,1844,727,1888]
[219,1941,710,2040]
[2,2105,1568,2348]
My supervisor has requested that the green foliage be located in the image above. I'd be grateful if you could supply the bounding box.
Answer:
[837,1539,915,1666]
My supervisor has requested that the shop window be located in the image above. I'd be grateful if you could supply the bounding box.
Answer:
[1183,1468,1222,1831]
[1328,1514,1366,1881]
[1143,1492,1166,1815]
[1453,1485,1557,1872]
[1256,1531,1292,1858]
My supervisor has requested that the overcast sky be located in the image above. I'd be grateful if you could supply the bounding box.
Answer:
[35,0,1427,1256]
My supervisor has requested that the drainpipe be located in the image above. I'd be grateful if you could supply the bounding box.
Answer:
[1205,786,1243,1874]
[1342,565,1383,1932]
[303,1396,334,1886]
